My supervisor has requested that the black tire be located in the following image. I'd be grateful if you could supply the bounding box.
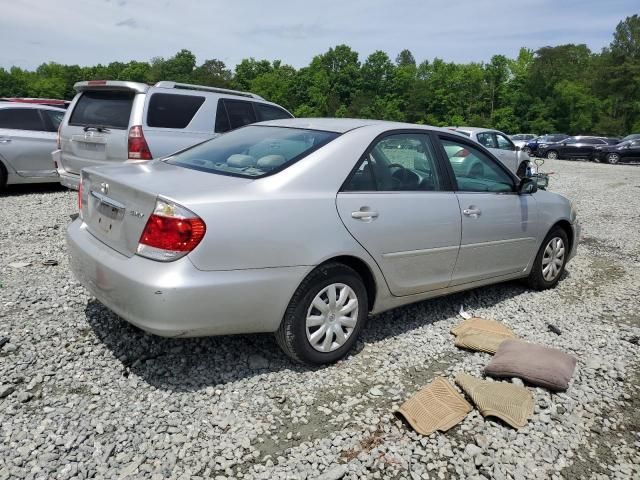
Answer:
[0,162,7,191]
[275,262,368,365]
[605,153,620,165]
[526,227,569,290]
[546,150,559,160]
[516,161,529,179]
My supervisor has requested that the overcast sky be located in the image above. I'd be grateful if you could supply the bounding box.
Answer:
[1,0,638,71]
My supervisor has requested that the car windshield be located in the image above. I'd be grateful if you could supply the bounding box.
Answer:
[165,126,339,178]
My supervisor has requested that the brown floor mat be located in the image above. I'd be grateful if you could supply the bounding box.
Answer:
[397,377,472,435]
[455,373,534,429]
[451,317,515,337]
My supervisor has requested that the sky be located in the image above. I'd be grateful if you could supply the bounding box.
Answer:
[1,0,638,70]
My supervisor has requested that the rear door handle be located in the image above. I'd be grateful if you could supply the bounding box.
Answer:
[463,208,481,217]
[351,210,379,220]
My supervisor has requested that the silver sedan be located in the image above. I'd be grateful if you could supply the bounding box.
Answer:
[67,118,580,364]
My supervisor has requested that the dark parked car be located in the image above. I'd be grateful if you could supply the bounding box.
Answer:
[537,136,620,160]
[593,139,640,164]
[524,134,569,156]
[621,133,640,142]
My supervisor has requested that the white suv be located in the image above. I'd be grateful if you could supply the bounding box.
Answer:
[53,81,293,189]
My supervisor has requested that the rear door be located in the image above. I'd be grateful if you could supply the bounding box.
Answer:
[437,134,538,285]
[336,131,461,296]
[59,88,141,174]
[0,107,58,176]
[142,89,210,158]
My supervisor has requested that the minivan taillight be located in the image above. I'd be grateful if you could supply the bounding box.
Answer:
[128,125,152,160]
[137,199,206,261]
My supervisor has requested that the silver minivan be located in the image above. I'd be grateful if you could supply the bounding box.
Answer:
[53,81,293,189]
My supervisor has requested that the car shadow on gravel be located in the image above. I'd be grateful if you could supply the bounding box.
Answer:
[0,183,67,196]
[83,272,547,393]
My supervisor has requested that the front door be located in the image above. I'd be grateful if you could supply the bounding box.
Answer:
[437,135,538,285]
[336,132,461,296]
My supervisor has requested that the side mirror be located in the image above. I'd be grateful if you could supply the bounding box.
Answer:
[515,145,521,151]
[518,177,537,195]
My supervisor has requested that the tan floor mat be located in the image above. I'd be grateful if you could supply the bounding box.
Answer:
[451,317,515,337]
[397,377,472,435]
[455,373,534,429]
[454,331,513,354]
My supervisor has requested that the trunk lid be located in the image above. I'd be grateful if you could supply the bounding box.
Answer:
[59,82,148,174]
[81,161,250,257]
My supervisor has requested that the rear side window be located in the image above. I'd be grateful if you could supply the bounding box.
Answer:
[255,103,292,121]
[0,108,45,131]
[147,93,205,129]
[43,110,65,132]
[224,100,257,130]
[214,100,231,133]
[69,90,135,129]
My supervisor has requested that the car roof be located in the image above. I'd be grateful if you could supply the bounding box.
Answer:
[0,102,66,112]
[256,117,465,135]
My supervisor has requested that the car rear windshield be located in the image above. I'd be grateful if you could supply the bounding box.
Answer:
[165,125,339,178]
[69,90,135,129]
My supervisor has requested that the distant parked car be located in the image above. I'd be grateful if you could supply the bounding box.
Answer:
[537,136,619,160]
[67,118,579,365]
[621,133,640,142]
[509,133,537,150]
[450,127,532,178]
[0,103,66,189]
[1,97,70,109]
[53,80,293,190]
[593,139,640,164]
[524,134,569,156]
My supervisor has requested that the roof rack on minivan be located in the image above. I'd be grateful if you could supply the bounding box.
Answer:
[153,81,264,100]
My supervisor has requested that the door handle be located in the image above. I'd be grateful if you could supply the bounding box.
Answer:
[463,208,481,217]
[351,209,379,220]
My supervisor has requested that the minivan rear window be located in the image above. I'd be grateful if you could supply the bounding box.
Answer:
[147,93,205,128]
[166,125,338,178]
[69,90,135,129]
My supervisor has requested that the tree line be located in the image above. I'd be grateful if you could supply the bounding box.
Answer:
[1,15,639,135]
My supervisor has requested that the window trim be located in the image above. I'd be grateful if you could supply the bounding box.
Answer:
[340,129,455,193]
[434,133,519,194]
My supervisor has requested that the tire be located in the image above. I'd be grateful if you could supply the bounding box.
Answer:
[516,161,529,179]
[275,262,368,365]
[0,162,7,191]
[546,150,559,160]
[605,153,620,165]
[526,227,569,290]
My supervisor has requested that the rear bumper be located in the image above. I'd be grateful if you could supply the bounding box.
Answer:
[67,219,309,337]
[52,150,80,190]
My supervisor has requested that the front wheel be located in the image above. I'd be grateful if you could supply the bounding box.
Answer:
[546,150,559,160]
[275,263,368,365]
[526,227,569,290]
[605,153,620,165]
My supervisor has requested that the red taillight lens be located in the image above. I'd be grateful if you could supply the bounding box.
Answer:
[140,215,206,252]
[137,200,206,261]
[128,125,152,160]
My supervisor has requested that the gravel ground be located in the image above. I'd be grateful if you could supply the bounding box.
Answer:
[1,159,639,480]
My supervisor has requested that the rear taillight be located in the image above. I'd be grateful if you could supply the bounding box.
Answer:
[137,199,206,262]
[128,125,152,160]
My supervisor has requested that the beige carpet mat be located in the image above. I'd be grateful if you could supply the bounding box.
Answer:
[454,331,514,354]
[455,373,534,429]
[451,317,515,337]
[397,377,472,435]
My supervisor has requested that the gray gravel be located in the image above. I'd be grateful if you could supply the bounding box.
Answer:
[1,159,639,480]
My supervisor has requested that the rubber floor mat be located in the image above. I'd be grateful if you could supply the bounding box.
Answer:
[455,373,534,429]
[397,377,472,435]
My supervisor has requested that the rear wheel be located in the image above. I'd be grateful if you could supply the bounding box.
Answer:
[275,263,368,365]
[605,153,620,165]
[546,150,559,160]
[0,162,7,191]
[526,227,569,290]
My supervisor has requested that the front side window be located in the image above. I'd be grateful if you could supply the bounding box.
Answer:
[343,133,442,192]
[69,90,134,129]
[0,108,45,131]
[477,132,497,149]
[166,125,338,178]
[147,93,205,129]
[223,99,257,130]
[495,133,515,151]
[441,138,514,193]
[255,103,292,121]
